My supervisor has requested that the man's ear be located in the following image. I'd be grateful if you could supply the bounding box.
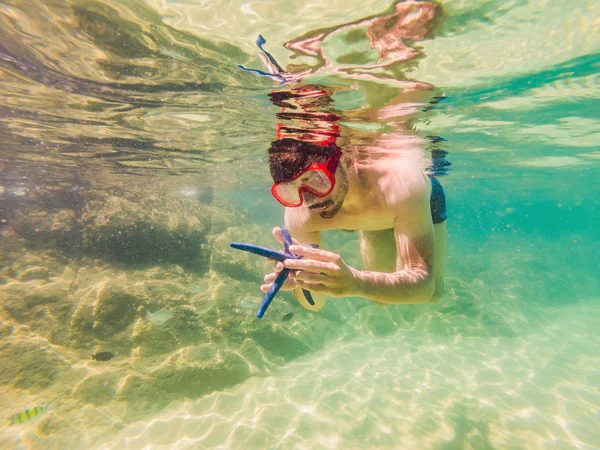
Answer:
[343,156,352,167]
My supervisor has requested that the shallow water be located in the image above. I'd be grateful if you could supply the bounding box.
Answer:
[0,0,599,449]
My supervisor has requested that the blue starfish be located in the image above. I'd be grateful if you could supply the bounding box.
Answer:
[231,227,315,318]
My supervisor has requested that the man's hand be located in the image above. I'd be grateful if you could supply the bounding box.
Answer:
[261,267,297,292]
[260,227,299,294]
[282,245,359,298]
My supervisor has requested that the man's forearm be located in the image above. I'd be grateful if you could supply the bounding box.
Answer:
[350,267,435,304]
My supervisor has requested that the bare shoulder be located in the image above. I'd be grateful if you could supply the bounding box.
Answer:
[378,166,430,211]
[388,171,433,235]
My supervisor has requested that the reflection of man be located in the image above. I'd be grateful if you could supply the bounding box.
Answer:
[262,122,447,311]
[285,1,440,77]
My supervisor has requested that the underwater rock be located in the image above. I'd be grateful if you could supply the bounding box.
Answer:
[140,279,189,307]
[140,264,188,281]
[0,271,75,346]
[16,266,51,282]
[132,304,209,357]
[209,225,274,282]
[4,181,260,273]
[144,308,173,325]
[80,191,211,269]
[0,336,72,391]
[92,282,143,338]
[11,208,80,253]
[68,273,139,350]
[69,299,98,349]
[10,251,69,278]
[208,274,259,308]
[67,264,204,354]
[151,344,257,396]
[131,318,179,356]
[0,208,369,440]
[0,321,14,339]
[114,373,169,421]
[0,235,26,272]
[207,199,250,235]
[73,371,122,405]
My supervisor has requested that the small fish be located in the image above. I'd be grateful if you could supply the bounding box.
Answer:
[282,312,294,322]
[91,351,115,361]
[144,309,173,326]
[10,406,47,425]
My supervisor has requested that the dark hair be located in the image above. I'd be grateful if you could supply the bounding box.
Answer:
[268,139,340,183]
[268,86,333,108]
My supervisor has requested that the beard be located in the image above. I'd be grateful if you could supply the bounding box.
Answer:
[319,168,348,219]
[319,198,344,219]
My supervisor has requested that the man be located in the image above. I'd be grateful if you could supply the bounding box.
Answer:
[261,131,447,312]
[253,0,447,311]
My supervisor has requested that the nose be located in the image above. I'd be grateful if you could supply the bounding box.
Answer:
[302,191,318,205]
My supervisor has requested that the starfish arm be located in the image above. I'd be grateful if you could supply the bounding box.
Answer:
[257,269,290,318]
[230,243,288,261]
[301,288,315,305]
[281,228,293,253]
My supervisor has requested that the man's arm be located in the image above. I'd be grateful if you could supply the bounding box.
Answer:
[352,189,437,304]
[285,184,438,305]
[351,231,436,304]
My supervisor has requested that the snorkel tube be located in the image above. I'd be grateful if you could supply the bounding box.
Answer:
[238,35,305,84]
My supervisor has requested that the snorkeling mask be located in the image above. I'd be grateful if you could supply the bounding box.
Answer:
[271,150,341,207]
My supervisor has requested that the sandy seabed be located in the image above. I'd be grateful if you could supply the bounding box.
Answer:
[95,300,600,449]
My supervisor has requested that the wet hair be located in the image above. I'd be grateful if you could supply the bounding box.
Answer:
[268,86,333,108]
[268,138,340,183]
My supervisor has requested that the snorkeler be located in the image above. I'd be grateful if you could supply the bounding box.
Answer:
[260,85,447,311]
[262,138,447,311]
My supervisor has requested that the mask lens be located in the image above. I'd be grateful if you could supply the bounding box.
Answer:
[272,166,334,206]
[297,168,333,195]
[272,182,303,207]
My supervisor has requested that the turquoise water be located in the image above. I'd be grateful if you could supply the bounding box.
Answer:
[0,0,599,449]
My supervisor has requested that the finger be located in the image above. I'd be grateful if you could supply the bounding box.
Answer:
[261,278,295,292]
[272,227,284,245]
[273,261,284,272]
[288,245,339,262]
[273,227,303,246]
[293,271,329,284]
[264,272,277,284]
[264,267,298,284]
[283,258,337,274]
[295,279,341,297]
[294,279,328,293]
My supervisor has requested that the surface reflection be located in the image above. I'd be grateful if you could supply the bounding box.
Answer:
[285,0,441,81]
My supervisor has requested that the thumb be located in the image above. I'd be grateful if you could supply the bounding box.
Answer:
[272,227,284,245]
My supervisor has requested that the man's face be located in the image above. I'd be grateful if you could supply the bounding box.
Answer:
[303,164,348,219]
